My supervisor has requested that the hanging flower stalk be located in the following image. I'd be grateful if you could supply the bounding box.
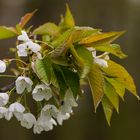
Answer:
[0,5,139,134]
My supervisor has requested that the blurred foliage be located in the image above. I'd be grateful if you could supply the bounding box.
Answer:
[0,0,140,140]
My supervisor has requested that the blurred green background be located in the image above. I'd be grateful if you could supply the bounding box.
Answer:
[0,0,140,140]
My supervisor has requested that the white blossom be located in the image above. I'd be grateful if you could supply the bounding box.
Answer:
[33,104,58,133]
[94,58,108,68]
[17,31,41,57]
[18,31,30,42]
[33,116,56,134]
[15,76,33,94]
[56,112,70,125]
[0,93,9,106]
[32,84,52,101]
[20,113,36,129]
[0,107,8,119]
[60,89,78,114]
[41,104,59,119]
[5,102,25,121]
[89,49,108,68]
[17,44,28,57]
[0,60,6,73]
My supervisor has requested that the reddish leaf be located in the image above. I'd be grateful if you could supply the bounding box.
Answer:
[19,10,37,28]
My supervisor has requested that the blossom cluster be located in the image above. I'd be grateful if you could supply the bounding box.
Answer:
[0,6,137,133]
[0,31,80,134]
[0,30,108,133]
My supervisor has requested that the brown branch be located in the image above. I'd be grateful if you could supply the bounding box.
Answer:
[0,82,15,92]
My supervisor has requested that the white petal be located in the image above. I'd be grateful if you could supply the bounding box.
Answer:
[5,111,13,120]
[14,112,23,121]
[32,85,52,101]
[15,76,33,94]
[21,113,36,129]
[9,102,25,113]
[28,42,41,53]
[0,107,7,119]
[94,58,108,68]
[57,112,70,125]
[18,31,30,42]
[17,43,28,57]
[15,77,26,94]
[0,93,9,106]
[0,60,6,73]
[33,121,44,134]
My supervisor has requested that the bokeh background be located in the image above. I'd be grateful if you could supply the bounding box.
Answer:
[0,0,140,140]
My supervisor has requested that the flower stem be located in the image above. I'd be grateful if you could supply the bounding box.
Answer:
[9,58,28,66]
[0,75,17,78]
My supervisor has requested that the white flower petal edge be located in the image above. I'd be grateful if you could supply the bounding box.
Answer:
[20,113,36,129]
[6,102,25,121]
[94,58,108,68]
[32,84,52,101]
[0,93,9,106]
[33,117,56,134]
[0,107,8,119]
[0,60,6,73]
[60,89,78,114]
[56,112,70,125]
[18,31,30,42]
[16,76,33,94]
[87,48,109,68]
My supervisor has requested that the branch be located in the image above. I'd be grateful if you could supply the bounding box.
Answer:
[0,82,15,92]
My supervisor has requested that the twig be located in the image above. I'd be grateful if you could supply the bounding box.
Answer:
[0,82,15,92]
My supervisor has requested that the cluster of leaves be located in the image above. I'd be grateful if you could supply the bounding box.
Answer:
[0,4,138,125]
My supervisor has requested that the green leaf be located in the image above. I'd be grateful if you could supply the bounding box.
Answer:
[102,95,114,126]
[105,77,125,100]
[0,26,17,40]
[75,46,93,78]
[79,31,125,45]
[51,28,75,48]
[71,27,101,43]
[51,56,69,66]
[59,4,75,31]
[61,66,80,98]
[52,64,68,98]
[33,22,59,36]
[102,60,139,99]
[34,57,52,84]
[19,10,37,28]
[50,29,75,58]
[93,44,127,59]
[88,64,104,111]
[104,79,119,112]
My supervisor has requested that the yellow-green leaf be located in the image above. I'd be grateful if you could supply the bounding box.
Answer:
[88,64,104,111]
[102,95,114,126]
[71,27,100,43]
[59,4,75,31]
[105,77,125,100]
[33,22,59,36]
[75,46,93,78]
[0,26,17,40]
[104,79,119,112]
[93,44,127,59]
[102,60,138,98]
[79,31,125,45]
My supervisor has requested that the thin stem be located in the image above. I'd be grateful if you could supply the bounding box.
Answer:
[0,82,15,92]
[8,87,16,96]
[0,75,17,78]
[24,94,30,112]
[10,58,28,66]
[35,40,54,49]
